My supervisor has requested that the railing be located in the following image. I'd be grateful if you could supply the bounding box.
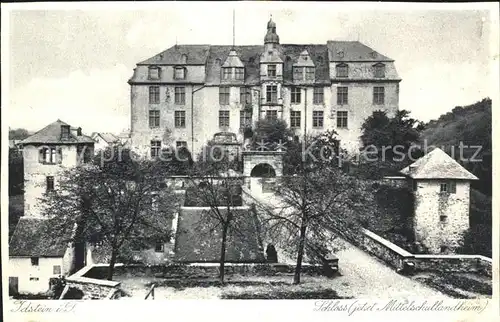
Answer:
[144,283,156,300]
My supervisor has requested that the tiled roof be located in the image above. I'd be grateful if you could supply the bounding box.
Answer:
[400,148,479,180]
[137,41,393,85]
[205,45,263,85]
[138,45,211,65]
[327,40,393,62]
[96,132,120,144]
[9,217,69,257]
[173,207,266,263]
[20,120,95,145]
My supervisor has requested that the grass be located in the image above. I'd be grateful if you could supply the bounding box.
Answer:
[117,274,346,300]
[413,272,492,299]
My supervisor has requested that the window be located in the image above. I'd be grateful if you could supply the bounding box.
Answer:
[240,110,252,128]
[374,64,386,78]
[174,66,186,80]
[219,87,230,105]
[336,64,348,77]
[30,257,39,266]
[240,87,250,104]
[149,86,160,104]
[440,181,456,193]
[149,66,160,79]
[440,215,448,223]
[150,140,161,158]
[412,180,418,192]
[266,110,278,121]
[313,87,324,104]
[373,86,385,105]
[291,87,301,104]
[46,176,54,192]
[337,111,348,128]
[290,111,301,128]
[265,85,278,103]
[149,110,160,128]
[267,64,277,77]
[235,68,245,80]
[61,125,70,140]
[174,111,186,128]
[53,265,61,275]
[176,141,187,148]
[181,54,188,64]
[155,241,164,253]
[337,87,348,105]
[40,147,59,164]
[174,87,185,105]
[312,111,324,128]
[219,110,230,127]
[305,67,315,80]
[293,67,304,80]
[222,68,232,80]
[30,277,39,281]
[440,246,448,253]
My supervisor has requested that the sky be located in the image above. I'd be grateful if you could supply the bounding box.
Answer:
[3,2,498,134]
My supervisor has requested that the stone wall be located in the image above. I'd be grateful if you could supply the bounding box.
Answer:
[62,265,122,300]
[87,262,327,280]
[360,228,492,277]
[361,228,412,271]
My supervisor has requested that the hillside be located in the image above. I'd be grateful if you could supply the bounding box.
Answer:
[422,98,492,257]
[422,98,492,195]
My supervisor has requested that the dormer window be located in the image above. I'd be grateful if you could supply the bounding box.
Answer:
[267,64,277,77]
[174,66,186,80]
[61,125,70,140]
[336,64,348,78]
[222,67,232,80]
[181,54,188,64]
[374,63,386,78]
[235,68,245,80]
[305,67,315,80]
[293,67,303,81]
[149,66,161,80]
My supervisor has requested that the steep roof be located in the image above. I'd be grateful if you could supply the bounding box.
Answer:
[138,45,211,65]
[327,40,393,62]
[20,120,95,145]
[400,148,479,180]
[174,207,266,263]
[95,132,119,144]
[9,217,69,257]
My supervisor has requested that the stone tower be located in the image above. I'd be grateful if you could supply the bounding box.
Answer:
[399,148,478,254]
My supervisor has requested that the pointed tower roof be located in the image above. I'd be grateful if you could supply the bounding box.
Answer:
[222,49,244,67]
[400,148,478,180]
[293,49,315,67]
[264,18,280,45]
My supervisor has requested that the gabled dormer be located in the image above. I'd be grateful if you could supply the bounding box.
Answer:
[220,49,245,83]
[293,50,315,82]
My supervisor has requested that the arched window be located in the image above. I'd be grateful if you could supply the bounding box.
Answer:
[215,58,222,65]
[373,62,386,78]
[181,54,188,64]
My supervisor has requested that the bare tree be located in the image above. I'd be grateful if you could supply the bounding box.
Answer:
[185,142,248,284]
[250,133,368,284]
[41,146,179,280]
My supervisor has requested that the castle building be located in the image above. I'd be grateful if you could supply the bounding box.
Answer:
[128,18,401,158]
[400,148,479,254]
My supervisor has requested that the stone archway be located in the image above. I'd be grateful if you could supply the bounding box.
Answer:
[250,163,276,178]
[242,151,284,177]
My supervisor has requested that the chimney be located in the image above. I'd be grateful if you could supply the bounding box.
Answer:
[77,127,82,136]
